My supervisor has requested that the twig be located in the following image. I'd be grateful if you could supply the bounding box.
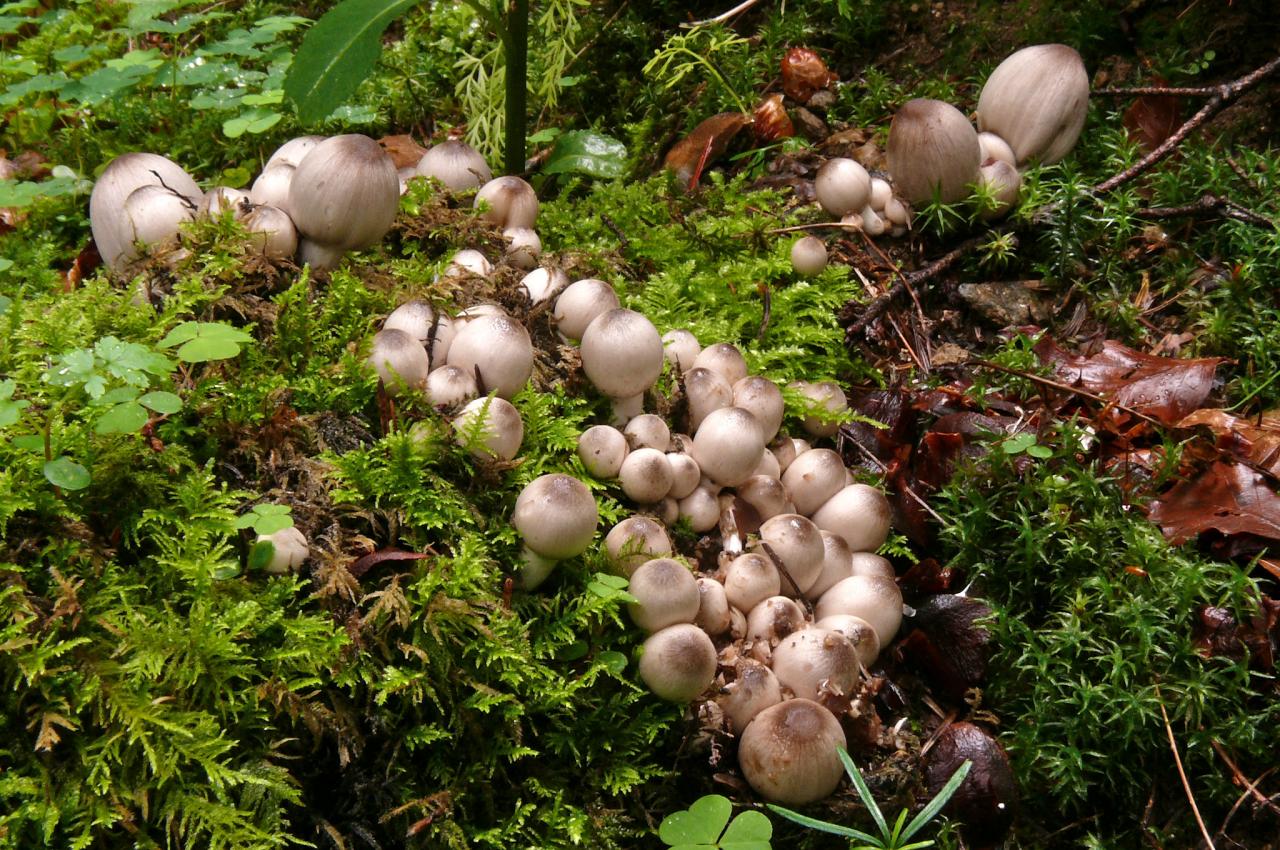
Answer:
[969,358,1165,427]
[681,0,764,28]
[1218,767,1277,839]
[759,540,811,612]
[1158,695,1217,850]
[839,429,946,525]
[1133,193,1275,228]
[1211,741,1280,816]
[766,221,854,234]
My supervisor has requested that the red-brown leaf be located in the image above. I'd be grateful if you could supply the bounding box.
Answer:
[349,548,432,579]
[1122,84,1182,152]
[1149,461,1280,544]
[1176,408,1280,476]
[379,134,428,169]
[781,47,836,104]
[751,94,794,142]
[663,112,751,189]
[1036,337,1224,426]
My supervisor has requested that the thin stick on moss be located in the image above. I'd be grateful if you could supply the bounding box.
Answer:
[1158,696,1217,850]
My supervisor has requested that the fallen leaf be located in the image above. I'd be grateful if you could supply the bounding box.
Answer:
[1036,336,1224,426]
[924,722,1017,845]
[379,134,428,169]
[1149,461,1280,544]
[780,47,835,104]
[1122,83,1182,152]
[348,548,432,579]
[751,94,794,142]
[1193,600,1278,672]
[1176,408,1280,477]
[663,112,751,189]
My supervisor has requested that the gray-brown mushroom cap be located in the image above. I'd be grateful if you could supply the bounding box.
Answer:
[738,698,847,804]
[887,98,982,205]
[976,43,1089,166]
[288,134,399,251]
[512,474,599,560]
[446,313,535,399]
[638,623,717,702]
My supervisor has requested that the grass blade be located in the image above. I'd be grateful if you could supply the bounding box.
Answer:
[766,804,882,844]
[839,747,889,837]
[900,759,971,842]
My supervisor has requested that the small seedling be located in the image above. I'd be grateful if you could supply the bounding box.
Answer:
[234,503,295,535]
[768,748,971,850]
[659,795,772,850]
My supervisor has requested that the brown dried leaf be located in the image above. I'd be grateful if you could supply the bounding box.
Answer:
[1177,408,1280,476]
[1149,461,1280,544]
[349,548,432,580]
[1122,84,1182,152]
[924,722,1017,845]
[751,94,794,142]
[663,112,751,189]
[12,150,49,180]
[379,134,428,169]
[1036,336,1224,426]
[780,47,835,104]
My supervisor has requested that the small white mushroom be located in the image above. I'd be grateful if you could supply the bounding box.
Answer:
[519,265,568,306]
[723,552,781,614]
[811,484,892,552]
[808,531,855,598]
[578,425,629,479]
[580,309,665,405]
[257,526,309,574]
[815,574,904,646]
[425,365,479,408]
[241,204,298,260]
[771,627,860,701]
[513,474,599,588]
[745,595,806,662]
[385,300,455,368]
[684,367,734,432]
[737,475,791,521]
[627,557,700,633]
[692,407,765,488]
[790,236,828,276]
[553,279,619,341]
[604,516,673,577]
[624,414,671,452]
[695,577,732,635]
[738,699,847,804]
[474,175,539,228]
[815,614,881,668]
[662,329,702,373]
[793,381,848,438]
[289,134,399,254]
[755,513,825,597]
[367,328,430,394]
[666,453,702,499]
[416,139,492,191]
[504,227,542,270]
[452,396,524,461]
[782,448,848,516]
[638,624,717,702]
[814,157,872,216]
[446,249,493,278]
[717,659,782,734]
[619,447,674,504]
[250,164,295,212]
[678,485,721,533]
[692,343,748,386]
[732,376,784,443]
[849,552,895,580]
[446,314,534,399]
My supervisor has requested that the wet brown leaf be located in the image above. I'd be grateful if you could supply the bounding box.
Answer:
[1036,336,1224,426]
[379,134,428,169]
[1149,461,1280,544]
[901,594,993,702]
[1177,408,1280,476]
[1122,84,1182,152]
[349,548,432,580]
[925,722,1017,845]
[780,47,835,104]
[1193,600,1278,672]
[663,112,751,189]
[751,94,794,142]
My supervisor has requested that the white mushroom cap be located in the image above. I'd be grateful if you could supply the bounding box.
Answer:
[90,155,203,270]
[738,698,847,804]
[814,157,872,216]
[578,425,629,479]
[638,624,717,702]
[623,414,671,452]
[978,131,1017,168]
[815,574,904,646]
[627,557,700,633]
[241,204,298,260]
[604,516,673,577]
[694,577,732,635]
[619,448,674,504]
[692,407,765,487]
[425,365,479,408]
[869,177,893,210]
[678,485,721,533]
[782,448,848,516]
[200,186,250,218]
[266,135,325,170]
[692,343,749,386]
[790,236,828,276]
[793,380,848,438]
[580,309,665,400]
[976,43,1089,166]
[685,367,734,432]
[770,435,798,472]
[887,98,982,205]
[250,164,295,212]
[815,614,881,668]
[120,184,196,262]
[446,248,493,278]
[771,627,860,701]
[257,526,309,574]
[752,448,782,480]
[666,453,702,500]
[519,266,568,306]
[860,204,885,237]
[717,659,782,734]
[474,175,539,228]
[512,474,599,561]
[756,513,825,597]
[745,596,806,661]
[977,160,1021,220]
[416,139,492,191]
[883,197,911,228]
[289,134,399,251]
[808,531,855,598]
[662,329,702,373]
[504,227,542,270]
[732,376,784,443]
[455,303,507,325]
[849,552,895,580]
[452,396,524,461]
[368,328,430,394]
[553,279,620,341]
[723,552,781,613]
[737,475,791,521]
[385,300,455,367]
[446,314,534,399]
[811,484,892,552]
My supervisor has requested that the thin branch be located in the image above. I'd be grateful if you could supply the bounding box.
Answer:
[1133,193,1275,228]
[969,358,1164,427]
[1158,697,1217,850]
[766,221,854,234]
[681,0,764,28]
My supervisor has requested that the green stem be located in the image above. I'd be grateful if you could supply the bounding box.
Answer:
[502,0,529,174]
[669,47,748,113]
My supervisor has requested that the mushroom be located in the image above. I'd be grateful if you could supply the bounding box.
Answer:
[604,516,673,577]
[257,526,309,574]
[755,513,825,597]
[684,367,734,432]
[662,329,702,372]
[738,699,847,804]
[808,531,855,598]
[716,659,783,733]
[249,164,295,212]
[446,313,535,399]
[265,135,325,170]
[771,627,860,701]
[288,134,399,266]
[474,175,539,228]
[416,139,492,191]
[978,132,1017,168]
[793,381,848,438]
[849,552,895,579]
[692,343,748,386]
[887,98,982,205]
[553,279,620,341]
[815,575,904,646]
[976,44,1089,166]
[732,377,784,443]
[976,160,1021,220]
[692,407,765,488]
[638,624,718,702]
[737,475,791,521]
[678,485,722,533]
[425,365,479,408]
[384,300,455,368]
[745,596,806,662]
[199,186,250,218]
[695,577,732,635]
[869,177,893,210]
[623,414,671,452]
[90,153,202,272]
[519,266,569,306]
[452,396,524,461]
[752,449,782,480]
[781,448,847,516]
[119,184,197,263]
[627,557,700,633]
[723,552,781,614]
[367,328,430,394]
[619,447,674,504]
[815,614,881,668]
[790,236,828,275]
[811,484,892,552]
[578,425,629,479]
[512,474,599,589]
[241,204,298,259]
[580,309,665,420]
[814,157,872,216]
[666,453,702,500]
[446,248,494,278]
[770,435,798,472]
[504,227,542,270]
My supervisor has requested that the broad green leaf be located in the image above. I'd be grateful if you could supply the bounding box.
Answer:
[0,258,12,273]
[595,650,627,676]
[223,107,283,138]
[542,131,627,179]
[282,0,419,125]
[719,810,772,849]
[44,456,90,490]
[254,514,294,535]
[158,322,254,362]
[660,795,731,846]
[247,539,276,571]
[211,561,242,580]
[1027,444,1053,459]
[0,397,28,427]
[1001,432,1036,454]
[139,391,181,415]
[95,402,148,434]
[12,434,44,452]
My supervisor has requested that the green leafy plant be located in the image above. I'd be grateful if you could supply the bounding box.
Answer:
[659,795,772,850]
[642,26,751,115]
[233,503,294,535]
[769,748,971,850]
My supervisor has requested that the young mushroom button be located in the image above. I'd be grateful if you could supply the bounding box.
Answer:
[512,474,599,590]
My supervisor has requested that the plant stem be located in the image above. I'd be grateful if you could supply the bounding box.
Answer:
[503,0,529,175]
